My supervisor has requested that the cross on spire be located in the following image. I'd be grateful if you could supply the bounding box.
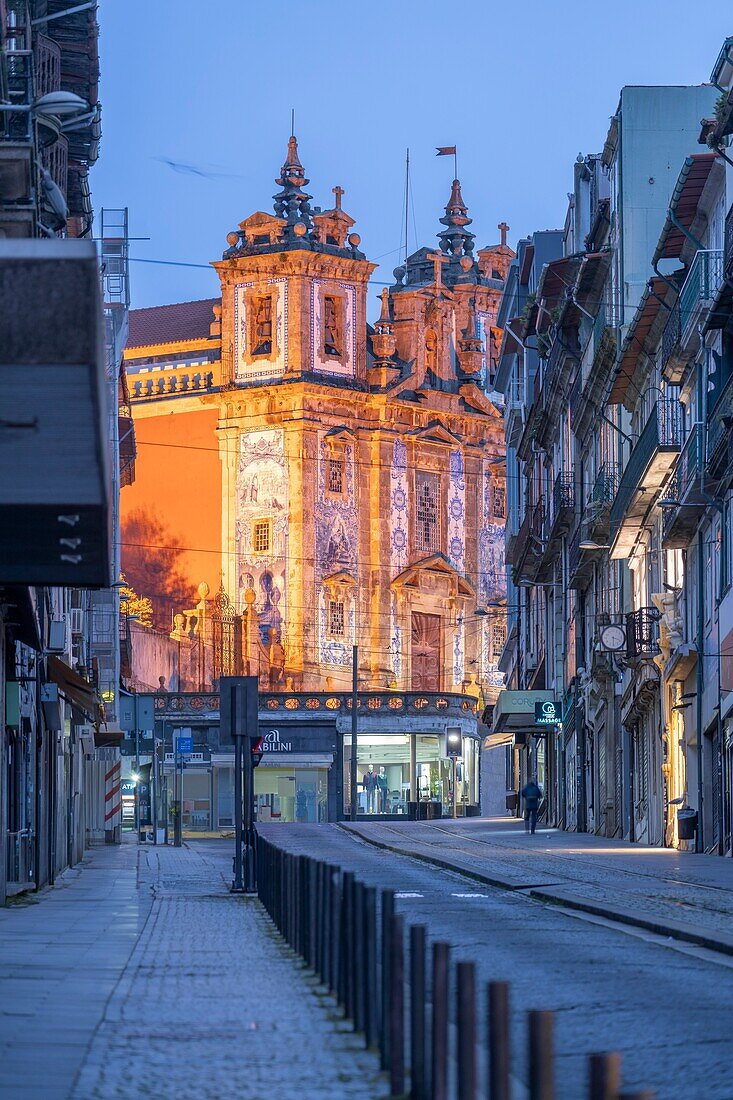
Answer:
[332,185,344,210]
[498,221,510,248]
[426,249,449,290]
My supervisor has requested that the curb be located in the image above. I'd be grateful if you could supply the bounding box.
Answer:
[339,823,733,958]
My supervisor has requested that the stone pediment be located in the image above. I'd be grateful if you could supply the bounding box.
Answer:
[322,570,357,597]
[407,419,462,445]
[324,425,357,442]
[391,554,474,599]
[239,211,283,230]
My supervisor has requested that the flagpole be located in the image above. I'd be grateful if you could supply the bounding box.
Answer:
[405,148,410,265]
[454,148,457,180]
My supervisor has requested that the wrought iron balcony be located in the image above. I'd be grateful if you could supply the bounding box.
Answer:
[660,426,712,548]
[679,250,724,346]
[609,399,684,557]
[546,470,575,544]
[568,524,598,590]
[512,497,545,584]
[625,607,660,661]
[660,300,681,378]
[585,462,620,542]
[726,206,733,279]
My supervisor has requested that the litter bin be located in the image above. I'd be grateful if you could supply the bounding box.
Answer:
[407,801,418,821]
[506,791,518,812]
[677,807,698,841]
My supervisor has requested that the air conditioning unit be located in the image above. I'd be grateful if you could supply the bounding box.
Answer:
[525,650,538,671]
[70,608,84,636]
[77,725,95,753]
[47,619,66,653]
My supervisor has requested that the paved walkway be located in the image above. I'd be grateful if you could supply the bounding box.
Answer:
[342,816,733,951]
[0,841,386,1099]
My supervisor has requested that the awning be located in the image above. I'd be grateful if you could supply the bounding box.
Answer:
[574,251,611,308]
[47,655,98,722]
[95,723,124,748]
[0,585,41,649]
[492,690,557,735]
[652,154,718,267]
[535,255,583,331]
[705,276,733,333]
[483,731,514,749]
[609,277,669,406]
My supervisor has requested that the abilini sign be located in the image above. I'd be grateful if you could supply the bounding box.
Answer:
[534,700,559,725]
[263,729,292,752]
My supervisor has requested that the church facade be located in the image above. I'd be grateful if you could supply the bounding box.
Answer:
[122,137,510,822]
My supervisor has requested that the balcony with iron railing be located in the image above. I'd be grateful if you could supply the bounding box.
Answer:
[545,469,575,548]
[512,498,545,584]
[726,206,733,279]
[626,606,661,661]
[609,399,684,557]
[660,425,714,548]
[679,250,724,346]
[584,462,620,542]
[568,523,598,590]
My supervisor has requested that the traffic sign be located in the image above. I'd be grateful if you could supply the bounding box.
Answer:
[176,735,193,754]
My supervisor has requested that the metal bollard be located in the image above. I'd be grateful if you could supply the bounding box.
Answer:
[340,870,354,1015]
[389,912,405,1097]
[588,1052,621,1100]
[457,961,477,1100]
[488,981,510,1100]
[410,924,427,1100]
[431,942,450,1100]
[380,889,395,1069]
[364,885,378,1050]
[528,1010,554,1100]
[330,866,341,997]
[353,879,365,1033]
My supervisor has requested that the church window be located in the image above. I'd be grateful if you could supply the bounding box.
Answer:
[492,268,502,280]
[328,456,344,495]
[493,485,506,518]
[252,295,273,356]
[323,295,343,357]
[328,599,345,637]
[254,234,269,245]
[415,471,440,553]
[253,519,272,554]
[491,623,506,657]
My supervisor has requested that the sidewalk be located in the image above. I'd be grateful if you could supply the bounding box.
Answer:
[0,840,386,1099]
[342,817,733,953]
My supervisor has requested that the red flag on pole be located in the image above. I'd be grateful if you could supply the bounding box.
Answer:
[436,146,456,156]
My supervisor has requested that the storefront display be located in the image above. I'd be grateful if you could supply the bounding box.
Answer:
[342,731,479,817]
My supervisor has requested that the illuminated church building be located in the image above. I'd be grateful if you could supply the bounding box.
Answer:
[122,137,510,817]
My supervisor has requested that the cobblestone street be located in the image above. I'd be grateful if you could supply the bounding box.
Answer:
[0,841,386,1100]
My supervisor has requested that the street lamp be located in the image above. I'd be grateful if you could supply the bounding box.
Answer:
[578,539,610,551]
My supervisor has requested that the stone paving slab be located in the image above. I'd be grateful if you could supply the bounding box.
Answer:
[0,841,387,1100]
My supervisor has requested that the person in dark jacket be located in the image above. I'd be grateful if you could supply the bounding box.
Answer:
[521,777,542,834]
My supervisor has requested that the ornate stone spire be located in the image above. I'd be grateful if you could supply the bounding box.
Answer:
[273,135,314,242]
[457,296,484,377]
[437,178,476,270]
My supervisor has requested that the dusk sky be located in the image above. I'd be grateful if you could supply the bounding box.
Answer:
[93,1,729,316]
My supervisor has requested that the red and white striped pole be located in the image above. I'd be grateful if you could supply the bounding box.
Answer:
[104,759,122,844]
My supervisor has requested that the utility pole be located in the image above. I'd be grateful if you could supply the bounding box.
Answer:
[232,684,243,892]
[351,645,358,821]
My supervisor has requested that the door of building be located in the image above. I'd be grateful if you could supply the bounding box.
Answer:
[411,612,441,691]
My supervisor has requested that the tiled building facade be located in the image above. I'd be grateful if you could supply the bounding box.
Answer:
[122,138,510,821]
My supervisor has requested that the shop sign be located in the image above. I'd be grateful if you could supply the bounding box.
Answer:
[262,728,293,752]
[534,700,559,725]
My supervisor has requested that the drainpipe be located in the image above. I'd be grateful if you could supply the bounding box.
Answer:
[668,208,705,254]
[696,527,706,853]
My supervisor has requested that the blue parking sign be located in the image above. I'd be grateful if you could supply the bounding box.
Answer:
[176,735,193,754]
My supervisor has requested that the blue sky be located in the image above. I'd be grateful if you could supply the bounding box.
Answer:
[92,1,730,316]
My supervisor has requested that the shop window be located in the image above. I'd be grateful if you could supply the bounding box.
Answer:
[252,295,273,356]
[493,485,506,518]
[253,519,272,554]
[415,472,440,553]
[328,456,344,495]
[328,599,345,637]
[323,295,343,357]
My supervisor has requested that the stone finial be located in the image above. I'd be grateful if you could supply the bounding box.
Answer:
[273,133,314,241]
[437,178,476,274]
[332,185,344,210]
[457,297,484,377]
[498,221,510,248]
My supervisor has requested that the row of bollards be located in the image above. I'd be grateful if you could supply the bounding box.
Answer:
[256,834,655,1099]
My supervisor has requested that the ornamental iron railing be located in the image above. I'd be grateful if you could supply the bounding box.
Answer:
[679,250,724,344]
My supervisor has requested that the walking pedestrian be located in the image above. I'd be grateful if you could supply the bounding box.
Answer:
[521,776,542,835]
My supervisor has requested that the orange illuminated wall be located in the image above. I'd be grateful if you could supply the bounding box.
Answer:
[120,407,221,629]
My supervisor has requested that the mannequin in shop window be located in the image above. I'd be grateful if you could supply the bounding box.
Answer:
[376,766,388,813]
[363,764,377,814]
